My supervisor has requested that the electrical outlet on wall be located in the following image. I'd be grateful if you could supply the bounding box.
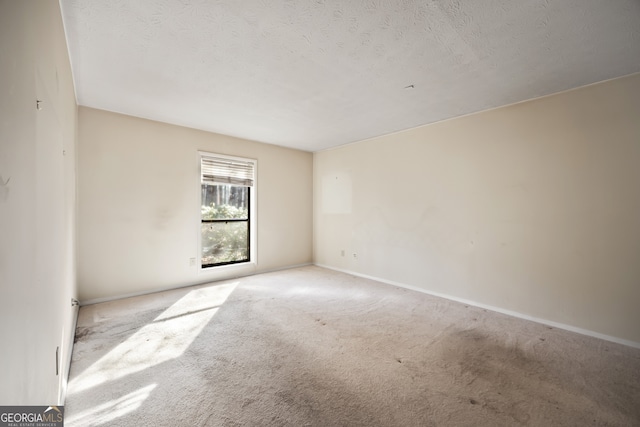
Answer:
[341,249,345,257]
[189,257,196,266]
[353,253,357,259]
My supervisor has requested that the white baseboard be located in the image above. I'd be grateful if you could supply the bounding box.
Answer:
[79,262,313,306]
[314,263,640,350]
[258,262,314,275]
[59,303,79,405]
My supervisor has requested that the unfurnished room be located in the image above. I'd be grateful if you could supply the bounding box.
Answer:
[1,1,639,426]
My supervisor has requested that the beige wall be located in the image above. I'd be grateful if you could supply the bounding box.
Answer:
[314,73,640,345]
[77,107,313,302]
[0,0,78,404]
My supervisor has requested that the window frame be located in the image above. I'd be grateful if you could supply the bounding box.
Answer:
[198,151,257,271]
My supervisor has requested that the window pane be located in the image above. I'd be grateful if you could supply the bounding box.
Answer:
[201,221,248,266]
[201,184,249,220]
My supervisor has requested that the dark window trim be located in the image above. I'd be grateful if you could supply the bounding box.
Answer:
[201,186,251,269]
[201,218,247,223]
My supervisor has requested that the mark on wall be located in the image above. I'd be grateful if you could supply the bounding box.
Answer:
[322,172,352,214]
[0,174,10,202]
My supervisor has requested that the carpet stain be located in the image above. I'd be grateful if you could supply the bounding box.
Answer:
[434,327,639,425]
[73,327,90,343]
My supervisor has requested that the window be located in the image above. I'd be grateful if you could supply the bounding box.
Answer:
[200,153,256,268]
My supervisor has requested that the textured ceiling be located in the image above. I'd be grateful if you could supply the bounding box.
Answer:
[60,0,640,152]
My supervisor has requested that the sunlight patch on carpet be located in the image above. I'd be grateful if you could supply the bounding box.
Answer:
[66,383,156,426]
[67,282,238,395]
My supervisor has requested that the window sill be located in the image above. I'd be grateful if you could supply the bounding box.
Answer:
[198,261,257,277]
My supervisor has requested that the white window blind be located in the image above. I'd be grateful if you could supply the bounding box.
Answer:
[201,155,254,187]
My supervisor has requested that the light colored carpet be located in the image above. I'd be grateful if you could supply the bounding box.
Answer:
[66,266,640,426]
